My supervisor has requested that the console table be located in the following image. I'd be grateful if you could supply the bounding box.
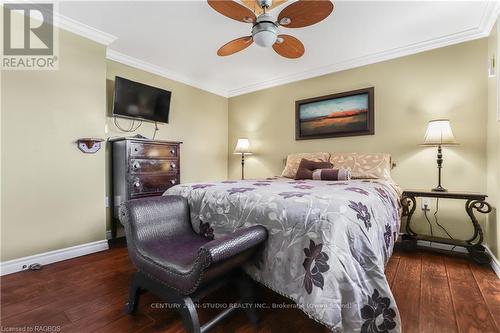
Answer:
[401,190,492,264]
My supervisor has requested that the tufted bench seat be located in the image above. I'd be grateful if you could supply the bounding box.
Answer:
[119,195,268,333]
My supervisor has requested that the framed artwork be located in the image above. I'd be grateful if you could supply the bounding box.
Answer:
[295,87,374,140]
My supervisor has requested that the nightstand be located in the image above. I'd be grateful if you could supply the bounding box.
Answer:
[401,190,492,264]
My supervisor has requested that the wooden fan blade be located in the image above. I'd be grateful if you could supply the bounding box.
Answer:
[278,0,333,28]
[273,35,304,59]
[208,0,256,23]
[241,0,288,15]
[217,36,253,56]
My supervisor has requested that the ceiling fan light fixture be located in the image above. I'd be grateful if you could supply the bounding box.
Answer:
[252,13,278,47]
[253,29,277,47]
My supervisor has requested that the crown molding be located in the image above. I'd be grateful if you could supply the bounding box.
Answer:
[55,12,117,46]
[4,0,117,45]
[106,49,228,97]
[16,1,497,98]
[479,0,500,36]
[228,2,500,97]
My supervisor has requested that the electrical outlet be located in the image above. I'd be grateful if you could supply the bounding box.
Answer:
[421,197,431,211]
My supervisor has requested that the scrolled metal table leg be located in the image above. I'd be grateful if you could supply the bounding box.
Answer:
[401,195,417,236]
[465,199,492,245]
[400,195,417,251]
[465,199,492,264]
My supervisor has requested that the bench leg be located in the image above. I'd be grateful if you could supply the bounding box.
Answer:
[126,272,142,314]
[237,273,259,326]
[126,271,200,332]
[178,296,201,333]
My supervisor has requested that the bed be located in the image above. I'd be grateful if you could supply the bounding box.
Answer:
[164,154,402,333]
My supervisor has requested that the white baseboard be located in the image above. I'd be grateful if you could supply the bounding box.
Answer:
[414,240,500,279]
[0,240,109,276]
[416,240,469,254]
[485,246,500,279]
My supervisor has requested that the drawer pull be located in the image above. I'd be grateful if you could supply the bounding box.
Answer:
[170,163,176,169]
[170,180,176,185]
[170,149,175,154]
[134,147,139,152]
[133,162,140,169]
[134,182,140,188]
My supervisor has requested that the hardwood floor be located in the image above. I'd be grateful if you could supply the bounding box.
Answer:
[1,243,499,332]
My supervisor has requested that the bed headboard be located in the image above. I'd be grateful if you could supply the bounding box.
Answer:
[281,152,397,176]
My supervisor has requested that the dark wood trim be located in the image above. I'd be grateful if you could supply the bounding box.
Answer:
[108,136,183,145]
[402,190,487,201]
[295,87,374,140]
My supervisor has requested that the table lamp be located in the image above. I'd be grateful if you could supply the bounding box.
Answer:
[421,119,458,192]
[233,138,252,180]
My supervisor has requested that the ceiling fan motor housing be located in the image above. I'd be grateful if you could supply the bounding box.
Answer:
[257,0,273,8]
[252,13,278,47]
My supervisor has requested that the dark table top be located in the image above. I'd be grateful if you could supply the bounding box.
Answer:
[402,190,487,200]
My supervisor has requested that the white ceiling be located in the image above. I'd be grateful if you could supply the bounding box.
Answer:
[56,1,499,97]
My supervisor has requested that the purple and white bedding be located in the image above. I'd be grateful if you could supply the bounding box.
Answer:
[165,177,402,333]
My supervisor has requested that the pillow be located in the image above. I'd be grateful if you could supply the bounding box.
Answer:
[295,159,333,180]
[312,168,351,181]
[281,152,330,178]
[329,152,392,180]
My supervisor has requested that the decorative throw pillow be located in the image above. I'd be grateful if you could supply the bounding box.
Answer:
[281,152,331,179]
[295,159,333,180]
[329,152,392,180]
[312,168,351,181]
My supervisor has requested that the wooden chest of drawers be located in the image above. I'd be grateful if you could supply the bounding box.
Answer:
[110,137,181,238]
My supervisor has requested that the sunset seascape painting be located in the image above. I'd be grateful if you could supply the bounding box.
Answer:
[296,88,374,139]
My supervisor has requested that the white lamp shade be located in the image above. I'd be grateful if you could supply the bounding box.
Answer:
[422,119,458,146]
[233,138,252,154]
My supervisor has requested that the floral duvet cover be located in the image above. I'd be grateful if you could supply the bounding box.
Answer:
[165,177,402,333]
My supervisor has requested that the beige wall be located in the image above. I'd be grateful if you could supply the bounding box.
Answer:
[1,15,495,262]
[1,27,228,261]
[1,30,107,261]
[104,61,228,229]
[487,20,500,259]
[228,39,489,243]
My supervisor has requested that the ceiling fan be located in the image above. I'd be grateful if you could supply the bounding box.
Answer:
[208,0,334,59]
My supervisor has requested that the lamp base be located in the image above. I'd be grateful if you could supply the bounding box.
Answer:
[432,145,447,192]
[432,185,447,192]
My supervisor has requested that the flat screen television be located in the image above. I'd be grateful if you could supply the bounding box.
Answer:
[112,76,172,123]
